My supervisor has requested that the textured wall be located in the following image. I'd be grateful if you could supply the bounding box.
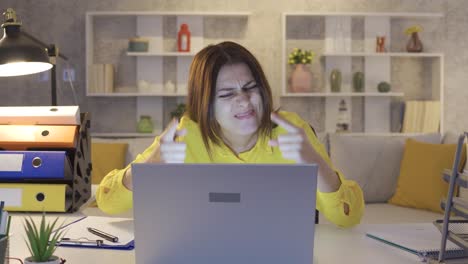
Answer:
[0,0,466,133]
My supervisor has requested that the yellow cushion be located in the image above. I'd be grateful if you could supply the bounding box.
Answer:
[388,139,466,213]
[91,142,128,184]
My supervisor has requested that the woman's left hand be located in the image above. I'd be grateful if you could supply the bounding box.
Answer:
[268,112,318,164]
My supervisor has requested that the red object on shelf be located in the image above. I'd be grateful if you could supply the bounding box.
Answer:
[177,24,191,52]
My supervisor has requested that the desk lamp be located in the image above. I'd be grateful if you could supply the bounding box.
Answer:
[0,8,68,106]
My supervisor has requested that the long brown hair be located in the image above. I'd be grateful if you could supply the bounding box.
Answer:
[187,41,274,156]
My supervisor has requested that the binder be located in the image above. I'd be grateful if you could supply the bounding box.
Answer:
[0,125,77,150]
[0,183,72,212]
[0,106,80,125]
[55,216,134,250]
[0,151,72,181]
[366,223,468,261]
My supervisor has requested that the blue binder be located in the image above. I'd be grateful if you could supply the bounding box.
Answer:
[0,151,72,180]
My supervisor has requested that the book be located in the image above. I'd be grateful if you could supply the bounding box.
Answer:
[366,223,468,261]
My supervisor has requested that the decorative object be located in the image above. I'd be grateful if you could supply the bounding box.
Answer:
[377,81,391,93]
[23,214,65,264]
[164,80,176,93]
[170,103,186,119]
[137,80,150,93]
[288,48,315,93]
[405,25,423,53]
[177,23,191,52]
[336,99,350,133]
[353,72,364,92]
[0,8,69,106]
[137,115,154,133]
[128,38,149,52]
[330,69,342,92]
[376,36,386,52]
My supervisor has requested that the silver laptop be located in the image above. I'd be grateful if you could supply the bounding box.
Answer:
[132,164,318,264]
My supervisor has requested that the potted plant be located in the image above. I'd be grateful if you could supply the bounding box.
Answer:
[23,214,65,264]
[288,48,316,93]
[170,103,186,119]
[405,25,423,52]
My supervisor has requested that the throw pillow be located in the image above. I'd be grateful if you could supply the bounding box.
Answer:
[329,133,441,203]
[388,139,466,213]
[91,142,128,184]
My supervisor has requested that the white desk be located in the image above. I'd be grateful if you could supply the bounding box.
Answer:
[6,207,430,264]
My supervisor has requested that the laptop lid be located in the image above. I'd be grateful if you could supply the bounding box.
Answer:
[132,163,318,264]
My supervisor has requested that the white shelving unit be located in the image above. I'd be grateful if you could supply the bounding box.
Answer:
[85,11,250,135]
[281,12,444,134]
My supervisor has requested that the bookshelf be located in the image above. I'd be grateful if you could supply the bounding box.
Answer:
[281,12,444,134]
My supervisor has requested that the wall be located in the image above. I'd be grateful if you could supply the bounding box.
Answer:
[0,0,466,133]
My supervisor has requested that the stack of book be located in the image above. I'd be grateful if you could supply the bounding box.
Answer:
[402,100,441,133]
[89,64,114,93]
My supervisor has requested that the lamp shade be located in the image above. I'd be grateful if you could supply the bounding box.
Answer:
[0,23,52,77]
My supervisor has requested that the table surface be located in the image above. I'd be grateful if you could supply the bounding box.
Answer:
[5,207,440,264]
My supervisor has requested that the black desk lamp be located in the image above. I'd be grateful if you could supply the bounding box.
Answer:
[0,8,68,106]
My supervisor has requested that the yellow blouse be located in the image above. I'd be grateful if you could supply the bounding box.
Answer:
[96,111,364,228]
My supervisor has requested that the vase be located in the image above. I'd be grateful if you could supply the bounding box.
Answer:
[353,72,364,92]
[330,69,342,93]
[137,115,154,133]
[24,255,61,264]
[289,64,312,93]
[406,32,423,53]
[377,81,391,93]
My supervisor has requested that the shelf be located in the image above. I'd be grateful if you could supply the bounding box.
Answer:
[321,52,444,58]
[87,92,187,97]
[443,169,468,188]
[281,92,404,97]
[92,132,161,138]
[127,52,196,57]
[87,11,252,16]
[283,12,444,18]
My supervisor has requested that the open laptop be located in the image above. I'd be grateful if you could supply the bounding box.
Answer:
[132,163,318,264]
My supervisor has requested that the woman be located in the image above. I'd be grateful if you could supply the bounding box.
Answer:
[96,41,364,228]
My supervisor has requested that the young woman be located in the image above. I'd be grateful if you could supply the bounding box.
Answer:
[96,41,364,228]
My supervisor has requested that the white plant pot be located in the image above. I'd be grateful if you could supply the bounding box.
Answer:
[24,255,61,264]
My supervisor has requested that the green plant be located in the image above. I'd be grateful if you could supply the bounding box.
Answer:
[288,48,315,65]
[23,214,65,262]
[170,103,186,119]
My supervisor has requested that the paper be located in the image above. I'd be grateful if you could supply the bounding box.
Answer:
[58,216,134,248]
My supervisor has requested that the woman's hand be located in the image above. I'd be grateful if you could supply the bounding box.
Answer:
[145,118,187,164]
[268,112,341,193]
[123,119,186,191]
[268,113,317,164]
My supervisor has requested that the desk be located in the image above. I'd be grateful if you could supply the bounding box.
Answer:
[6,208,429,264]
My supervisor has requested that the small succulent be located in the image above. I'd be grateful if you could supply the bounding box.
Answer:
[405,25,423,35]
[288,48,315,65]
[24,214,65,262]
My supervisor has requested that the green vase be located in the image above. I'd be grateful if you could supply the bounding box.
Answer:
[353,72,364,92]
[137,115,154,133]
[330,69,342,92]
[377,81,391,93]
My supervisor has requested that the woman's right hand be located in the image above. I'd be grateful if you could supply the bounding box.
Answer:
[145,118,187,164]
[123,119,186,190]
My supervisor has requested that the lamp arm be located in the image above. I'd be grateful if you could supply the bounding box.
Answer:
[21,30,68,61]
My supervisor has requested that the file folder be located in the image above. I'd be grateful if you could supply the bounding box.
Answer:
[0,106,80,125]
[0,183,72,212]
[0,125,77,150]
[0,151,72,181]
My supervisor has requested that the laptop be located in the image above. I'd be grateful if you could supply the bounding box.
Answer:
[132,163,318,264]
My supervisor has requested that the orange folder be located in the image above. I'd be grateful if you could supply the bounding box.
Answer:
[0,125,77,150]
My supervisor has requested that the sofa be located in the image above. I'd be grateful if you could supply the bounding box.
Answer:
[90,131,466,225]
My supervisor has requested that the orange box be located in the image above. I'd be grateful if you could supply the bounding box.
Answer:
[0,125,77,150]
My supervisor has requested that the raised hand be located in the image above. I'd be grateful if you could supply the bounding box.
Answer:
[268,112,317,164]
[145,118,187,164]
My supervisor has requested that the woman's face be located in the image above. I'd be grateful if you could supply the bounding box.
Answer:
[214,63,263,140]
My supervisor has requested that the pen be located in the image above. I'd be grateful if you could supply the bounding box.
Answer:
[87,227,119,243]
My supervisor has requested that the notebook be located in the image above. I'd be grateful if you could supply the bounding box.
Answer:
[55,216,134,250]
[132,163,318,264]
[366,223,468,261]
